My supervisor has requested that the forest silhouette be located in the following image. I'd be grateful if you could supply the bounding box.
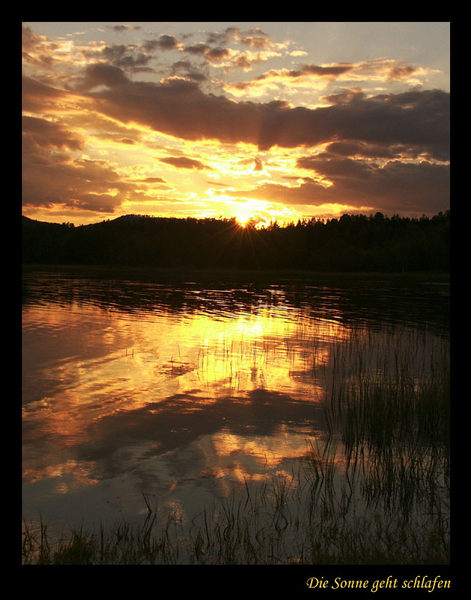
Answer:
[22,211,449,273]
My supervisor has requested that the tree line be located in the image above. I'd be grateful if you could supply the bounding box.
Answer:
[22,211,450,272]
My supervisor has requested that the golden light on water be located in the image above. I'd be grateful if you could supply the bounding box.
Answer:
[22,270,450,566]
[22,292,351,496]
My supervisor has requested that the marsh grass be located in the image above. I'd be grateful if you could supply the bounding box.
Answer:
[22,324,450,565]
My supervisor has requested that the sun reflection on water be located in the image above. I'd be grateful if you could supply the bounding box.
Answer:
[21,277,361,528]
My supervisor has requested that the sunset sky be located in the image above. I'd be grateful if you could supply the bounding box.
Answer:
[22,21,450,227]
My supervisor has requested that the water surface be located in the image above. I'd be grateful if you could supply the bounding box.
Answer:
[22,269,449,551]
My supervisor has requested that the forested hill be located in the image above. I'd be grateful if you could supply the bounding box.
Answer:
[22,211,450,272]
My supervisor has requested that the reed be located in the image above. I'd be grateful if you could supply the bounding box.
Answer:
[22,450,449,565]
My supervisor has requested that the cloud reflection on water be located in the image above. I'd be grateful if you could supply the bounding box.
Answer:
[22,272,449,529]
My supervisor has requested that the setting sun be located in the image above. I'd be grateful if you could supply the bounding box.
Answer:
[235,212,251,227]
[234,204,261,228]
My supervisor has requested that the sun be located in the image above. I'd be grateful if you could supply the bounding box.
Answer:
[206,194,296,229]
[235,213,252,227]
[232,198,271,229]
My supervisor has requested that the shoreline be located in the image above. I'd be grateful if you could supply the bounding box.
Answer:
[22,263,450,284]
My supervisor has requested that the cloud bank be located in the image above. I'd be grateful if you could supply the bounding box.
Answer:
[21,23,450,223]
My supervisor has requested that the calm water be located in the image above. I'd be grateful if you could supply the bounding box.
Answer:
[22,269,450,549]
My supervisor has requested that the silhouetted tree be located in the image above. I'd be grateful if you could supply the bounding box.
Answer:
[22,211,450,273]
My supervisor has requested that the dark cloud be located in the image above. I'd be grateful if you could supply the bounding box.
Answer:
[143,35,180,52]
[100,44,151,70]
[80,73,448,160]
[159,156,210,170]
[323,140,442,161]
[228,157,449,215]
[233,55,253,70]
[170,60,207,82]
[78,63,131,90]
[135,177,167,184]
[322,88,365,105]
[22,113,172,211]
[184,42,211,56]
[205,47,231,62]
[259,63,355,81]
[22,24,59,66]
[22,153,132,213]
[85,77,265,145]
[22,25,42,51]
[297,155,377,180]
[204,26,271,49]
[253,88,450,159]
[183,42,231,63]
[237,30,272,49]
[298,63,354,77]
[22,75,68,112]
[108,25,141,33]
[22,116,84,151]
[324,141,397,159]
[205,27,239,46]
[253,157,263,171]
[22,129,142,213]
[387,63,418,81]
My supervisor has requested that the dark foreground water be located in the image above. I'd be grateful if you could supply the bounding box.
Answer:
[22,268,450,563]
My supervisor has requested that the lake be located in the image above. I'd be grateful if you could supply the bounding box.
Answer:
[22,268,450,564]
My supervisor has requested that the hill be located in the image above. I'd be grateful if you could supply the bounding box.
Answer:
[22,212,450,272]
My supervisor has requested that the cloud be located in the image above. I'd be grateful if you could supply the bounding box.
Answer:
[22,25,43,52]
[179,26,283,71]
[355,58,427,84]
[108,25,141,33]
[81,74,448,159]
[22,115,84,151]
[21,24,449,221]
[22,25,58,67]
[228,27,274,50]
[22,132,143,213]
[205,27,240,46]
[258,63,355,82]
[170,60,207,82]
[253,157,263,171]
[99,44,152,70]
[226,157,449,215]
[159,156,210,170]
[75,63,131,90]
[221,63,356,95]
[22,75,68,112]
[321,88,365,105]
[183,42,232,64]
[22,156,129,213]
[323,141,397,159]
[134,176,167,184]
[143,35,181,52]
[204,26,273,50]
[387,63,417,81]
[223,58,431,101]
